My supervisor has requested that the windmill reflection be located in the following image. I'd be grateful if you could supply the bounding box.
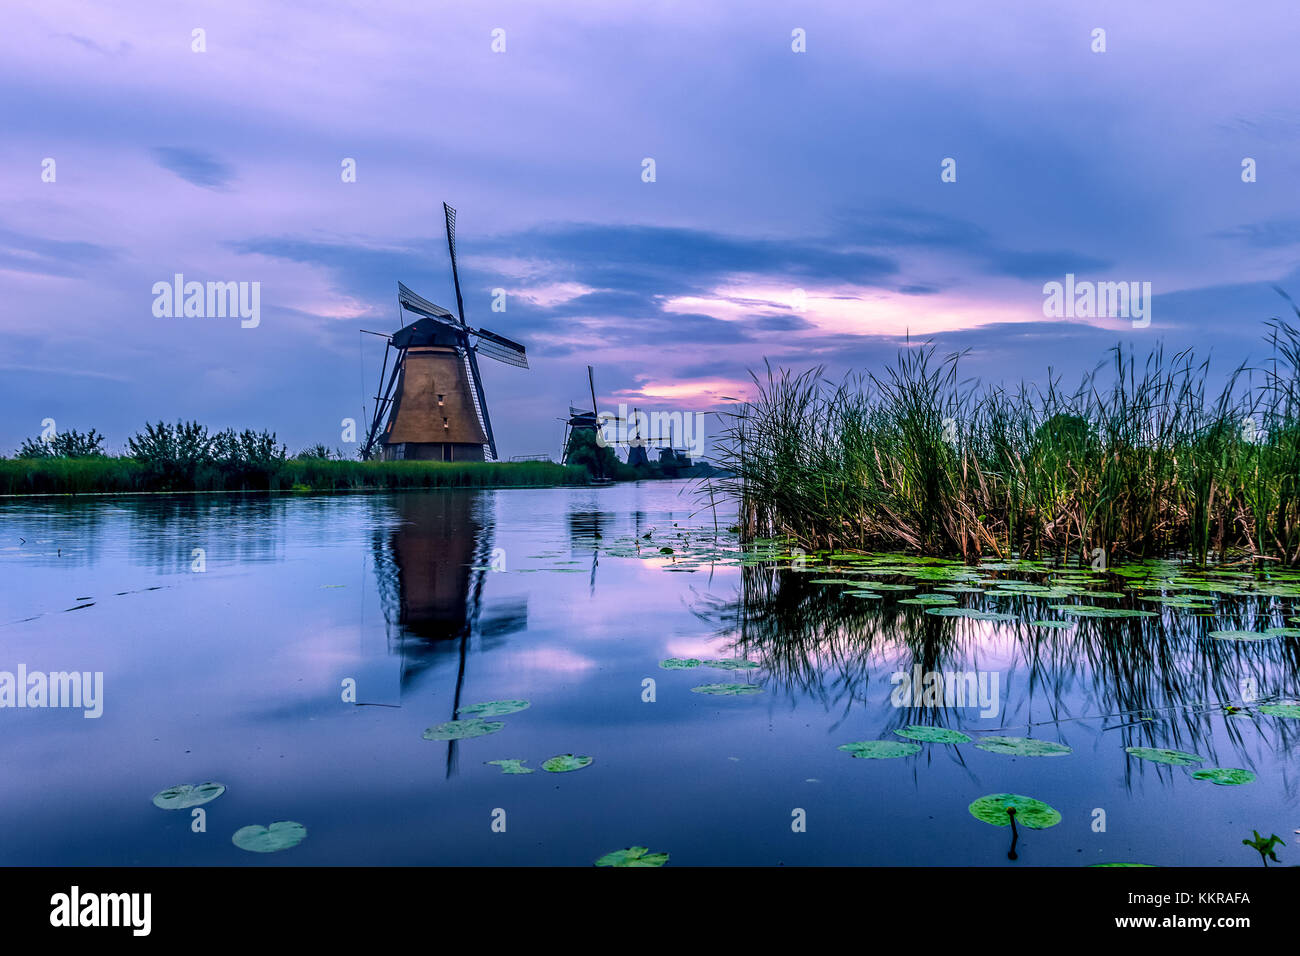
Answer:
[369,491,527,776]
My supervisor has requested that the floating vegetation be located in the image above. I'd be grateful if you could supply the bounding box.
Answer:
[975,736,1072,757]
[702,659,760,670]
[1048,605,1157,619]
[1125,746,1204,766]
[1258,702,1300,718]
[894,726,971,744]
[542,754,593,773]
[1208,630,1273,642]
[968,793,1061,829]
[457,699,530,717]
[422,718,505,740]
[595,846,669,867]
[838,740,921,759]
[899,594,958,606]
[486,759,534,774]
[659,658,702,669]
[1029,620,1073,629]
[232,821,307,853]
[843,590,883,598]
[1191,768,1256,786]
[152,782,225,810]
[691,683,762,695]
[925,607,1017,621]
[1263,627,1300,637]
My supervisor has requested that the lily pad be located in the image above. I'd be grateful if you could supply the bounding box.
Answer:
[1030,620,1073,629]
[894,726,971,744]
[1208,630,1272,641]
[702,659,760,670]
[152,781,226,810]
[968,793,1061,829]
[838,740,921,759]
[975,736,1072,757]
[1263,627,1300,637]
[691,683,762,695]
[232,821,307,853]
[1190,768,1255,786]
[1258,702,1300,718]
[457,699,530,717]
[594,846,669,867]
[1048,605,1156,618]
[1125,746,1204,766]
[486,759,534,774]
[422,718,505,740]
[542,754,593,773]
[659,658,701,669]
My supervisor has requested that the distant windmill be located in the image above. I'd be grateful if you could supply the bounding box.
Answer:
[361,203,528,462]
[559,366,629,481]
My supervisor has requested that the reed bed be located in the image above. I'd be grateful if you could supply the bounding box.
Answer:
[712,319,1300,565]
[0,458,585,496]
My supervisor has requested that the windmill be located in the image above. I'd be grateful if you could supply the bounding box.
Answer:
[559,366,631,481]
[360,202,528,462]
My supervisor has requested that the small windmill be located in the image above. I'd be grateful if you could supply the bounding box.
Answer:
[361,203,528,462]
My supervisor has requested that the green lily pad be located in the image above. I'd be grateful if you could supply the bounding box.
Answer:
[1190,768,1255,786]
[152,782,226,810]
[1208,630,1272,641]
[968,793,1061,829]
[1030,620,1073,629]
[691,683,762,695]
[1125,746,1204,766]
[232,821,307,853]
[838,740,921,759]
[659,658,702,669]
[542,754,593,773]
[976,736,1072,757]
[894,726,971,744]
[486,759,534,774]
[422,718,505,740]
[594,846,669,867]
[1264,627,1300,637]
[702,659,760,670]
[1258,702,1300,718]
[1048,605,1156,618]
[457,699,530,717]
[924,607,1018,620]
[843,590,883,598]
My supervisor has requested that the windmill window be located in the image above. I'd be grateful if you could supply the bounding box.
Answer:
[437,394,445,406]
[443,417,449,428]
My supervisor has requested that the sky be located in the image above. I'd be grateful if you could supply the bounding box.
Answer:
[3,0,1300,459]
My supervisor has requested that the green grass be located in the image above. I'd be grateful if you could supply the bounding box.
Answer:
[0,457,586,496]
[711,318,1300,566]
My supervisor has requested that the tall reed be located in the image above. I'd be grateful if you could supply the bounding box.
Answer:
[713,320,1300,565]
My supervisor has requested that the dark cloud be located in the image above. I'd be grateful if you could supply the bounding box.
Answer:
[0,227,116,278]
[152,147,235,189]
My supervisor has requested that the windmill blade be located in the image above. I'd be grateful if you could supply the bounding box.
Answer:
[472,327,529,368]
[397,282,455,321]
[443,203,467,327]
[361,342,402,459]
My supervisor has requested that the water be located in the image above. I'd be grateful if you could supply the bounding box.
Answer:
[0,481,1295,866]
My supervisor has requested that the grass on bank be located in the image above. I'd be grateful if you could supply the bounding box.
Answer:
[711,316,1300,566]
[0,457,586,496]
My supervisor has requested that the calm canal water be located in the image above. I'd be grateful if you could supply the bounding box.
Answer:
[0,480,1295,865]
